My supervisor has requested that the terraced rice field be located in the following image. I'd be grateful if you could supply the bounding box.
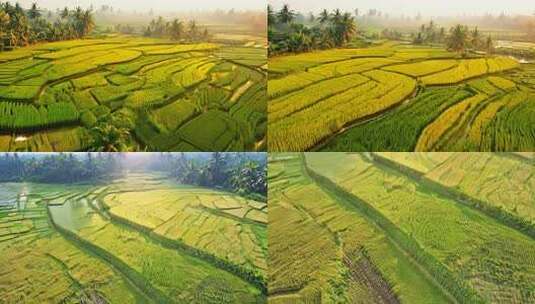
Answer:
[269,152,535,303]
[268,41,535,152]
[0,35,267,152]
[0,173,267,303]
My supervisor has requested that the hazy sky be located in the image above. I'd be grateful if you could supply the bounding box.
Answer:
[269,0,534,16]
[17,0,265,12]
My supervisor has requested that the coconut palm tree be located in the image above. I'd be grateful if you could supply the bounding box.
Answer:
[267,5,276,26]
[60,7,69,19]
[485,35,494,54]
[188,20,198,41]
[27,3,40,19]
[277,4,295,24]
[81,9,95,36]
[341,12,357,44]
[319,9,329,24]
[448,24,468,54]
[169,18,184,40]
[471,26,481,49]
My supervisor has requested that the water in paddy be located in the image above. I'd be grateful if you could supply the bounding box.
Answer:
[0,183,31,210]
[48,197,95,232]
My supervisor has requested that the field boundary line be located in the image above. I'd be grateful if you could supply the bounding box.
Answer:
[45,204,160,304]
[302,154,483,304]
[96,192,267,293]
[370,153,535,240]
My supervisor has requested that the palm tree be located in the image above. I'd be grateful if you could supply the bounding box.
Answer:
[188,20,197,41]
[277,4,295,24]
[169,18,184,40]
[28,3,40,19]
[267,5,276,26]
[319,9,329,24]
[485,35,494,54]
[448,24,468,54]
[308,12,315,23]
[81,9,95,36]
[90,124,130,152]
[471,26,481,49]
[341,12,357,44]
[0,10,10,38]
[331,9,343,24]
[60,7,69,19]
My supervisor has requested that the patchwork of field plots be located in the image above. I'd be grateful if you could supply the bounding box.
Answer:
[0,173,266,303]
[0,36,266,151]
[269,152,535,303]
[268,41,535,152]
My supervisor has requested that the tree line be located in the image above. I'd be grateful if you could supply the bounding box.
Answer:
[0,2,95,51]
[0,153,123,183]
[268,4,357,55]
[144,16,209,42]
[412,21,494,54]
[149,152,267,200]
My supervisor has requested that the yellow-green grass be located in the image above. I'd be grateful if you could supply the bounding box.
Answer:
[268,39,531,152]
[421,58,518,85]
[372,152,453,174]
[415,94,490,151]
[0,36,266,151]
[306,152,535,303]
[100,184,267,277]
[269,71,416,151]
[425,153,535,226]
[0,174,266,302]
[269,154,451,303]
[0,183,140,303]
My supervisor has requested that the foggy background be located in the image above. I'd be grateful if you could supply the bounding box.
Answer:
[269,0,535,16]
[16,0,266,12]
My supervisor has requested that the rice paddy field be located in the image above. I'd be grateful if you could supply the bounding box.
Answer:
[268,152,535,303]
[0,35,267,152]
[0,173,267,303]
[268,41,535,152]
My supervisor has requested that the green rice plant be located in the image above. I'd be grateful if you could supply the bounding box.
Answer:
[415,93,489,151]
[150,99,196,132]
[178,110,239,151]
[306,153,535,303]
[0,102,79,131]
[71,73,109,90]
[487,76,516,90]
[269,71,416,151]
[383,60,458,77]
[321,88,473,151]
[269,155,452,303]
[72,91,99,110]
[124,88,168,109]
[0,85,40,100]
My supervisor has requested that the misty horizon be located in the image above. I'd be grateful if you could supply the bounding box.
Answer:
[269,0,535,17]
[14,0,265,12]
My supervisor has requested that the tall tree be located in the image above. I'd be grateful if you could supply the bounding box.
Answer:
[448,24,468,54]
[277,4,295,24]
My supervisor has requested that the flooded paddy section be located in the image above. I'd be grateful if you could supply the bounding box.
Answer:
[1,173,267,303]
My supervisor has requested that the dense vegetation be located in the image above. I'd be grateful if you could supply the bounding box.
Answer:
[268,152,535,303]
[0,2,266,152]
[144,16,210,42]
[0,152,267,303]
[0,35,266,152]
[268,4,357,54]
[149,152,267,199]
[268,5,535,152]
[0,152,122,182]
[0,2,94,50]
